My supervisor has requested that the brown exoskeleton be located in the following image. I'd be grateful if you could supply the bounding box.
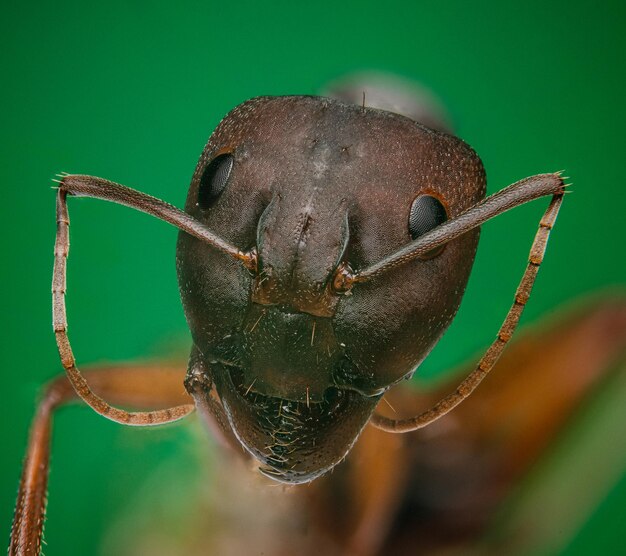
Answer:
[10,93,567,555]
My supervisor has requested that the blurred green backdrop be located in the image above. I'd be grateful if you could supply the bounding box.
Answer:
[1,1,625,554]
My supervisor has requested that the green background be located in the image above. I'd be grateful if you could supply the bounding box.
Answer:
[1,1,625,554]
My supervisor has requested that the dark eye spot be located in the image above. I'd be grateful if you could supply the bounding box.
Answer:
[408,194,447,240]
[198,153,234,209]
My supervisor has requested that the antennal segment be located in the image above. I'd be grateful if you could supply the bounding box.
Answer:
[53,188,197,424]
[371,190,565,432]
[57,174,250,264]
[354,173,567,284]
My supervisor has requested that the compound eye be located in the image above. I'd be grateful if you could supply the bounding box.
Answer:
[198,153,234,209]
[409,194,448,257]
[408,194,447,240]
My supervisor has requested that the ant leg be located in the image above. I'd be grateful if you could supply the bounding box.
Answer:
[53,188,195,425]
[9,363,190,556]
[358,298,626,552]
[371,193,564,433]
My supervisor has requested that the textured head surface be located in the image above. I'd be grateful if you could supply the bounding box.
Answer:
[177,96,486,481]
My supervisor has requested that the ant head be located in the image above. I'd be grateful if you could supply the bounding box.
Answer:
[177,96,485,479]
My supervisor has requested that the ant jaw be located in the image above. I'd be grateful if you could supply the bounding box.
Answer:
[212,360,379,485]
